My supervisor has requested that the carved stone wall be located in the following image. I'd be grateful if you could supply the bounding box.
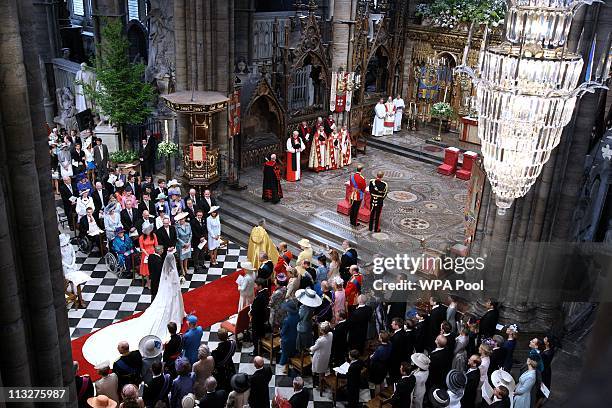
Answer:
[146,0,175,88]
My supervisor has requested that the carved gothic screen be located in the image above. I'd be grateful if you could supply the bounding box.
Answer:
[364,47,389,94]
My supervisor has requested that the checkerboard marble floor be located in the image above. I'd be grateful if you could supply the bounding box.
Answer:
[67,237,372,407]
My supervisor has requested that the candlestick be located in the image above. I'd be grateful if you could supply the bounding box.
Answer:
[165,120,169,142]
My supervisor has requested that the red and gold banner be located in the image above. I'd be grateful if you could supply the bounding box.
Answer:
[228,89,241,137]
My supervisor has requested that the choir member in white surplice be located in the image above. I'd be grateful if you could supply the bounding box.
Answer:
[393,95,405,131]
[286,131,306,181]
[372,98,386,137]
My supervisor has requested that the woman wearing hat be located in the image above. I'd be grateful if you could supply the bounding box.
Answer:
[60,233,90,308]
[174,212,192,277]
[139,335,163,383]
[138,222,158,288]
[332,276,346,323]
[226,373,250,408]
[206,206,221,266]
[410,352,431,408]
[269,272,289,331]
[103,200,122,241]
[168,188,184,221]
[112,227,134,271]
[76,188,95,222]
[237,261,256,312]
[446,369,467,407]
[295,288,322,351]
[279,299,300,373]
[311,321,333,387]
[114,180,126,209]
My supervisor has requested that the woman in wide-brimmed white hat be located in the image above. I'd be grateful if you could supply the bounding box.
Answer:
[237,261,256,312]
[411,352,431,408]
[206,206,221,265]
[295,288,321,351]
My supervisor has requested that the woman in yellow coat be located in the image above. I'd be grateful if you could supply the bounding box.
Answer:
[247,219,279,268]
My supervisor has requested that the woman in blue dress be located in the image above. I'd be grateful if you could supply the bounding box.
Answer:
[112,227,134,271]
[513,356,539,408]
[278,299,300,374]
[175,212,192,277]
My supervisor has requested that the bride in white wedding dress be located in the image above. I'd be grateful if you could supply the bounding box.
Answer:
[82,248,185,365]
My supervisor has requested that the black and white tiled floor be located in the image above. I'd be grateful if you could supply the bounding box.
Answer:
[66,234,373,407]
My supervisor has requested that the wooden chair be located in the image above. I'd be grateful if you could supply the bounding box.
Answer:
[220,306,251,346]
[65,279,80,310]
[289,350,312,376]
[260,331,281,365]
[352,132,368,157]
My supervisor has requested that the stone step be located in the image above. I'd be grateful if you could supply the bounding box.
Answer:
[368,138,443,166]
[217,191,378,261]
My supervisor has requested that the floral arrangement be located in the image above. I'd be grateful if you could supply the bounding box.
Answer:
[416,0,506,29]
[431,102,454,119]
[157,141,179,158]
[109,150,138,163]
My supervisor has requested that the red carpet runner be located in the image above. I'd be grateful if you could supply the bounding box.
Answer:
[71,270,242,380]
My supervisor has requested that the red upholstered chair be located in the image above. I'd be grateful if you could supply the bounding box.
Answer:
[437,147,460,175]
[456,151,478,180]
[220,306,251,343]
[358,189,371,223]
[337,181,352,215]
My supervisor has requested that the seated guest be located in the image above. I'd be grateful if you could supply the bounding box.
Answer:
[226,373,250,408]
[288,376,309,408]
[113,341,143,389]
[74,361,94,408]
[389,361,416,408]
[199,377,227,408]
[170,358,195,408]
[112,228,134,270]
[93,361,120,404]
[141,361,171,408]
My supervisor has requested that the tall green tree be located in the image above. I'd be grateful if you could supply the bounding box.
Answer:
[83,19,155,143]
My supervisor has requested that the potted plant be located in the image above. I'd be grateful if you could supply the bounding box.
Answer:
[431,102,454,140]
[157,140,179,180]
[109,150,140,172]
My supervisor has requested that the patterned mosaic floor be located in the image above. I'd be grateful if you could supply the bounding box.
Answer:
[237,134,468,255]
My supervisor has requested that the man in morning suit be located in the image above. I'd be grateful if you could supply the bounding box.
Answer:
[348,165,366,226]
[60,176,78,230]
[250,279,269,356]
[139,138,155,177]
[257,252,275,289]
[288,376,309,408]
[92,181,108,221]
[142,361,171,408]
[426,296,448,351]
[332,310,349,366]
[201,189,217,215]
[339,240,358,282]
[489,385,511,408]
[190,209,208,268]
[390,361,416,408]
[368,171,389,232]
[120,199,140,234]
[340,350,364,408]
[199,377,227,408]
[479,298,500,339]
[147,246,164,300]
[461,354,481,408]
[139,191,153,214]
[93,137,109,179]
[248,356,273,408]
[113,341,143,389]
[389,317,407,382]
[426,335,450,390]
[347,295,372,353]
[156,217,177,256]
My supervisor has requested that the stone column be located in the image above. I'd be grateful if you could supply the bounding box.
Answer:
[331,0,354,70]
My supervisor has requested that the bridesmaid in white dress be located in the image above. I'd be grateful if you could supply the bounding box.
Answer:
[207,206,221,266]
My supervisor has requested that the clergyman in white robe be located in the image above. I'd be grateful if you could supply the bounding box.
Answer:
[393,96,405,131]
[372,100,386,137]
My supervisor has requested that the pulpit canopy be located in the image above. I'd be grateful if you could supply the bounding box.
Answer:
[162,91,229,114]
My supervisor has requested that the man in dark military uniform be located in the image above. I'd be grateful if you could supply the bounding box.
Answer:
[369,171,389,232]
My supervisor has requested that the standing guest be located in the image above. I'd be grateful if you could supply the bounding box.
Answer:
[154,179,168,201]
[332,276,346,323]
[103,202,122,241]
[247,219,279,269]
[226,373,250,408]
[348,165,366,227]
[92,181,109,217]
[135,209,155,234]
[331,310,349,367]
[112,227,135,271]
[211,328,237,392]
[315,280,334,323]
[338,350,364,408]
[466,318,480,357]
[199,377,226,408]
[182,315,204,365]
[446,369,467,408]
[59,176,78,229]
[183,198,197,220]
[139,335,163,384]
[286,130,306,181]
[372,98,386,137]
[183,188,200,210]
[156,216,177,256]
[479,298,500,339]
[120,384,145,408]
[452,328,469,371]
[461,354,481,408]
[279,299,300,374]
[488,335,508,379]
[71,142,86,175]
[426,296,448,351]
[248,357,273,408]
[139,191,153,214]
[513,357,539,408]
[114,180,127,208]
[76,188,95,222]
[175,212,192,277]
[142,361,171,408]
[327,127,341,170]
[168,188,184,222]
[285,267,301,299]
[393,94,405,131]
[74,362,94,408]
[389,361,416,408]
[389,317,407,382]
[478,343,492,397]
[345,265,363,312]
[441,321,456,365]
[296,238,314,267]
[339,240,358,281]
[126,173,141,200]
[250,278,269,356]
[368,171,389,232]
[314,255,329,293]
[528,337,545,372]
[262,154,283,203]
[503,324,519,372]
[268,272,288,330]
[296,288,321,352]
[490,386,511,408]
[426,335,450,390]
[288,376,309,408]
[120,198,140,234]
[170,358,195,408]
[192,345,215,400]
[59,143,74,178]
[257,251,275,288]
[446,297,458,333]
[207,206,221,266]
[139,138,155,177]
[93,361,120,404]
[148,245,164,301]
[347,294,372,353]
[200,189,216,215]
[190,209,207,269]
[410,353,431,408]
[384,96,396,135]
[541,335,556,390]
[369,331,393,396]
[327,248,341,280]
[93,138,109,179]
[237,261,256,312]
[298,121,312,165]
[138,222,157,289]
[113,341,143,389]
[311,321,334,387]
[163,322,182,378]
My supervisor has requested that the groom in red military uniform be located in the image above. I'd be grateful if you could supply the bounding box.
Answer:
[349,165,366,226]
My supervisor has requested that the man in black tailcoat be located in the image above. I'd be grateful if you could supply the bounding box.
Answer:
[148,246,164,300]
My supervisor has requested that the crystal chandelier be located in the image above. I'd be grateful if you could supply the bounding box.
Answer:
[456,0,610,214]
